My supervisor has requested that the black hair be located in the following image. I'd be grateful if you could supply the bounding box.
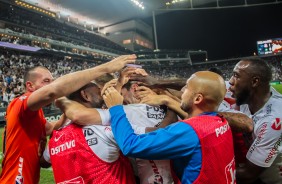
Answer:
[68,82,97,101]
[241,57,272,84]
[94,73,115,87]
[122,81,135,90]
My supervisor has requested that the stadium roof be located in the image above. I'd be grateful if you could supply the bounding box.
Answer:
[25,0,281,28]
[25,0,167,27]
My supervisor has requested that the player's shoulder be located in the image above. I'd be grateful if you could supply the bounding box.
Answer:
[269,88,282,106]
[83,125,114,141]
[261,93,282,118]
[83,125,112,133]
[6,93,29,111]
[123,104,146,113]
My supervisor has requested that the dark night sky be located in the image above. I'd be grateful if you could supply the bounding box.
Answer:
[144,3,282,60]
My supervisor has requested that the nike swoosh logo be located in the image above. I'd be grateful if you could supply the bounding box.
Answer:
[54,134,64,142]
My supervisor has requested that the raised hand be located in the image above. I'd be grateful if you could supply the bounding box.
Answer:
[129,74,159,88]
[140,94,167,106]
[105,54,137,73]
[101,79,118,96]
[103,87,124,108]
[118,67,148,86]
[118,67,137,87]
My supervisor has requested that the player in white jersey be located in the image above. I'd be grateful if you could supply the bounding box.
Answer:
[229,57,282,184]
[98,103,174,184]
[41,82,126,165]
[53,77,176,183]
[41,82,136,183]
[117,69,177,184]
[43,122,120,164]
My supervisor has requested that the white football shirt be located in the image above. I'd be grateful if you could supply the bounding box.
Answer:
[98,104,174,184]
[44,121,120,163]
[241,88,282,184]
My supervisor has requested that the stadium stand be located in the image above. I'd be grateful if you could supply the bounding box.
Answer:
[0,0,130,56]
[1,46,281,108]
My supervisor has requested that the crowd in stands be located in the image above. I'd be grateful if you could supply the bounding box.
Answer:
[0,49,98,107]
[1,47,281,108]
[0,1,129,54]
[143,56,282,81]
[0,1,281,107]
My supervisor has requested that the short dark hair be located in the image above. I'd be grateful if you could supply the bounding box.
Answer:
[94,73,115,87]
[122,81,136,90]
[68,82,97,102]
[23,66,49,84]
[241,57,272,84]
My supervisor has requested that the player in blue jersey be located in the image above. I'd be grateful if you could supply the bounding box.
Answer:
[103,71,236,184]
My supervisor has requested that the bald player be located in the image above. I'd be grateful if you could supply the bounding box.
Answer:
[103,71,236,184]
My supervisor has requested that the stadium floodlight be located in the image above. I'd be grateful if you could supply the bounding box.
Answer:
[130,0,145,10]
[166,0,188,6]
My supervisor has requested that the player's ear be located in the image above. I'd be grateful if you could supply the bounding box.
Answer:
[26,81,35,92]
[80,90,89,102]
[251,76,260,87]
[194,93,204,105]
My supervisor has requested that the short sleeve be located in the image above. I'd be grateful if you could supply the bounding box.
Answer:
[96,109,111,126]
[246,116,282,167]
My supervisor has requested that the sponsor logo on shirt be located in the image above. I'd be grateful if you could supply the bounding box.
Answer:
[104,127,112,132]
[146,106,165,120]
[87,138,98,146]
[271,118,281,131]
[57,176,85,184]
[215,124,230,137]
[225,158,236,184]
[83,128,95,137]
[147,113,165,120]
[54,133,64,142]
[249,122,267,153]
[50,140,75,155]
[15,157,24,184]
[265,136,282,163]
[266,104,272,115]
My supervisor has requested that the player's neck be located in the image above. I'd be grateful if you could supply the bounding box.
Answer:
[249,90,271,114]
[188,108,205,118]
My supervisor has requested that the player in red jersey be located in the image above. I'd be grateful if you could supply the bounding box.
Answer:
[41,82,136,184]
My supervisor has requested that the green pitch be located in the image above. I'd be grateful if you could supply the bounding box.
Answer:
[271,84,282,94]
[0,128,55,183]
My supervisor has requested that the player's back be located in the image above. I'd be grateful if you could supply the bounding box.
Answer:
[124,104,174,184]
[48,123,135,184]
